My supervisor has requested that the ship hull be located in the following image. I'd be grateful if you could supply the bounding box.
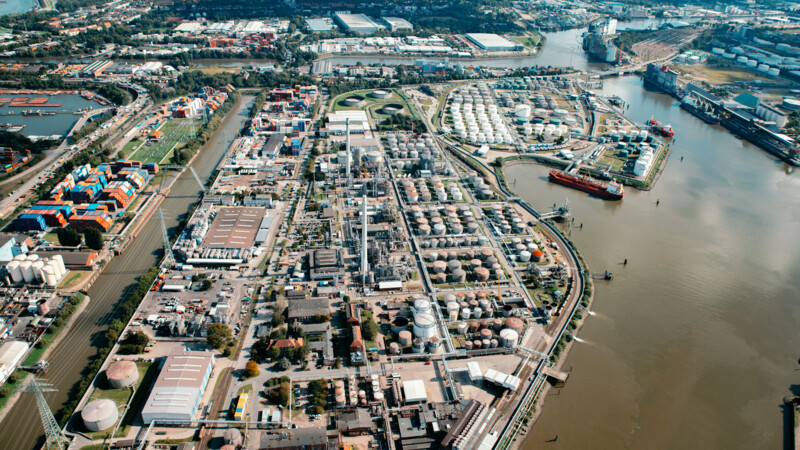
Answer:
[548,171,624,200]
[681,102,720,125]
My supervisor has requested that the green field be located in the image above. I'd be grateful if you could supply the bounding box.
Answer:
[128,118,200,165]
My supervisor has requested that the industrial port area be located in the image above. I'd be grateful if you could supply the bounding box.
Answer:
[1,0,800,449]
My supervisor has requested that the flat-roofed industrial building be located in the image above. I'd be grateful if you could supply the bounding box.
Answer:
[140,351,215,424]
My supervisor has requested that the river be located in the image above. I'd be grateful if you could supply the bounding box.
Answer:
[0,0,35,16]
[0,95,254,449]
[509,76,800,449]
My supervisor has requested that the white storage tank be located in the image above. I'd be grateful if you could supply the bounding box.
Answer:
[514,105,531,119]
[20,261,34,283]
[414,299,432,315]
[7,261,22,283]
[499,328,519,348]
[413,313,436,338]
[31,261,44,282]
[758,64,770,72]
[768,67,780,76]
[49,260,62,281]
[82,399,119,432]
[42,266,57,288]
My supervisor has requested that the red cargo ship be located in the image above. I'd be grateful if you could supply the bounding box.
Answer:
[548,170,625,200]
[648,117,674,137]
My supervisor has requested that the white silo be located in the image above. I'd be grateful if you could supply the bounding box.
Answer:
[447,302,459,321]
[49,259,63,280]
[42,266,57,288]
[414,299,432,315]
[13,254,25,262]
[53,254,66,275]
[7,261,22,283]
[31,261,45,282]
[26,254,39,262]
[20,261,34,283]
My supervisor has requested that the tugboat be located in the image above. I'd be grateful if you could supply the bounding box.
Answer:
[548,170,624,200]
[648,117,674,137]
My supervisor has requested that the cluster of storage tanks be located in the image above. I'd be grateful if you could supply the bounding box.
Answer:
[386,299,444,355]
[449,84,513,145]
[334,373,384,407]
[81,360,140,431]
[486,203,526,235]
[633,143,655,177]
[412,203,477,238]
[504,236,543,263]
[400,176,462,204]
[386,133,439,166]
[455,316,523,350]
[5,254,66,288]
[712,47,783,76]
[465,172,495,200]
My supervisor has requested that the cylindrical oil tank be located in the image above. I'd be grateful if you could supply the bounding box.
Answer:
[473,307,482,319]
[432,223,446,235]
[505,317,524,333]
[473,340,483,349]
[451,269,467,283]
[106,360,138,388]
[447,302,459,321]
[474,267,490,282]
[374,392,385,401]
[501,304,514,317]
[336,394,346,406]
[444,293,457,303]
[465,341,474,350]
[532,250,544,262]
[468,321,480,333]
[418,224,431,236]
[31,261,44,282]
[481,339,491,348]
[413,313,436,338]
[335,380,345,390]
[20,261,34,283]
[462,308,472,319]
[42,266,57,287]
[500,328,519,348]
[414,299,432,314]
[398,330,413,346]
[411,338,426,353]
[389,342,400,355]
[447,259,462,274]
[82,399,118,432]
[7,261,22,283]
[519,251,531,262]
[480,328,493,340]
[447,250,458,260]
[480,248,493,260]
[391,316,409,334]
[492,319,504,332]
[427,338,442,353]
[432,260,447,274]
[490,339,499,348]
[457,322,469,335]
[470,259,482,270]
[335,387,345,396]
[436,273,447,284]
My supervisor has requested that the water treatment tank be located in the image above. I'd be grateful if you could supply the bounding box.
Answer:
[413,313,436,338]
[106,360,138,388]
[82,399,119,432]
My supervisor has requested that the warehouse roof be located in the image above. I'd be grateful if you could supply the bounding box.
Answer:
[403,379,428,403]
[203,206,266,248]
[140,351,214,421]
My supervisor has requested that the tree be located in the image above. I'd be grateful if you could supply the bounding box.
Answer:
[362,313,379,341]
[200,279,213,291]
[56,227,82,247]
[207,323,232,349]
[118,330,150,354]
[83,227,104,250]
[245,360,260,378]
[277,357,291,371]
[251,337,271,363]
[271,381,291,407]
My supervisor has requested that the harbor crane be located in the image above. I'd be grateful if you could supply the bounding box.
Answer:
[19,378,69,450]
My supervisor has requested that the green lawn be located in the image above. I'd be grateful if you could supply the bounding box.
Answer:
[113,362,157,438]
[128,118,200,165]
[58,270,92,290]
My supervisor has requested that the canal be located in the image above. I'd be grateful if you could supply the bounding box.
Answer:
[0,95,255,449]
[511,76,800,449]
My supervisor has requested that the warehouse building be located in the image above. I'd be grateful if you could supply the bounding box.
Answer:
[259,427,327,449]
[0,340,29,385]
[334,12,382,34]
[309,248,345,281]
[381,17,413,31]
[465,33,520,52]
[305,18,335,32]
[140,351,215,424]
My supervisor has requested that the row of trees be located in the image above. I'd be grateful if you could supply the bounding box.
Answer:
[56,226,104,250]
